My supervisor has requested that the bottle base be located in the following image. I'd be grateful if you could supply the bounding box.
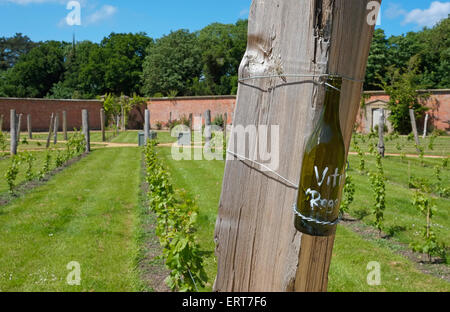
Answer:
[294,217,337,237]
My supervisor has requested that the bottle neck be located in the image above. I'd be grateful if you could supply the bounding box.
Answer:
[322,78,342,126]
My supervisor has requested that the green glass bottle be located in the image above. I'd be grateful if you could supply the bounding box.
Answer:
[294,77,346,236]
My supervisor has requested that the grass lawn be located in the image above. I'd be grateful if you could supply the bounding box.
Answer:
[155,146,449,292]
[0,147,145,291]
[347,155,449,251]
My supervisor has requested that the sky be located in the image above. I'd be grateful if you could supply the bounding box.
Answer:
[0,0,449,43]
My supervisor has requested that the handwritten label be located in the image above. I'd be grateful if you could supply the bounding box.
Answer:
[305,166,344,215]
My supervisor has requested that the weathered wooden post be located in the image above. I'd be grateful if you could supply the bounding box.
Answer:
[204,109,212,147]
[189,113,193,131]
[378,109,385,157]
[409,108,421,152]
[10,110,17,155]
[100,108,106,142]
[46,113,54,149]
[423,113,429,139]
[0,114,3,132]
[27,114,32,139]
[53,113,59,144]
[82,109,90,153]
[16,113,22,144]
[223,112,228,143]
[214,0,380,292]
[144,109,150,145]
[63,110,68,141]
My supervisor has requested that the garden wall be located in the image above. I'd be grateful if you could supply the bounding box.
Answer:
[147,95,236,128]
[0,97,103,132]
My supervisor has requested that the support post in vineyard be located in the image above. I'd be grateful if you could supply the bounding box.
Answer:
[10,110,17,155]
[63,110,68,141]
[144,109,150,145]
[213,0,380,292]
[204,109,212,147]
[82,109,90,153]
[46,113,54,149]
[0,114,4,132]
[53,113,59,144]
[189,113,193,131]
[27,114,32,139]
[16,113,22,145]
[423,113,429,139]
[378,109,385,157]
[100,108,106,142]
[223,112,228,144]
[409,108,421,152]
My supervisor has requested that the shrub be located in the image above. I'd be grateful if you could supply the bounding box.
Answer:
[369,153,386,235]
[410,191,447,262]
[5,156,20,194]
[144,142,207,291]
[340,175,355,214]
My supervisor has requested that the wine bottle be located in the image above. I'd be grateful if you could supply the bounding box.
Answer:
[294,77,346,236]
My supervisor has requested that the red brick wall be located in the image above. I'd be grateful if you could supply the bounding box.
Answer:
[148,96,236,128]
[0,98,103,132]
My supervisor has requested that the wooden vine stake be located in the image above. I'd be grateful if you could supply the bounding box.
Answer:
[214,0,380,292]
[378,109,385,157]
[46,113,54,149]
[27,114,32,139]
[63,110,68,141]
[82,109,90,153]
[10,110,17,155]
[409,109,421,152]
[100,108,106,142]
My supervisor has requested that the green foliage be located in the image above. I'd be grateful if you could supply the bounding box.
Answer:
[351,135,365,173]
[380,57,429,134]
[0,131,7,154]
[0,33,36,71]
[144,142,207,291]
[410,191,447,262]
[5,155,20,194]
[369,153,386,234]
[21,152,36,182]
[66,129,86,155]
[38,150,52,181]
[1,41,66,98]
[142,30,202,97]
[340,175,355,214]
[434,165,449,198]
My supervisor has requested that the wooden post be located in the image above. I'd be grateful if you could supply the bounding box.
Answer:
[423,113,429,139]
[100,108,106,142]
[0,114,3,132]
[16,113,22,144]
[144,109,150,145]
[46,113,54,149]
[53,113,59,144]
[409,108,421,152]
[27,114,32,139]
[189,113,193,131]
[204,109,212,147]
[213,0,379,292]
[82,109,90,153]
[63,110,68,141]
[10,110,17,155]
[378,109,385,157]
[223,112,228,145]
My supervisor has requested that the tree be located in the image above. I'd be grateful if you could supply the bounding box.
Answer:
[0,33,36,71]
[381,56,429,134]
[197,20,248,95]
[1,41,66,98]
[100,33,153,95]
[141,30,202,97]
[365,29,389,90]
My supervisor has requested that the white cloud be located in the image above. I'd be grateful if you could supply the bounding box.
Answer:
[239,8,249,17]
[384,3,407,19]
[403,1,450,27]
[85,5,117,25]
